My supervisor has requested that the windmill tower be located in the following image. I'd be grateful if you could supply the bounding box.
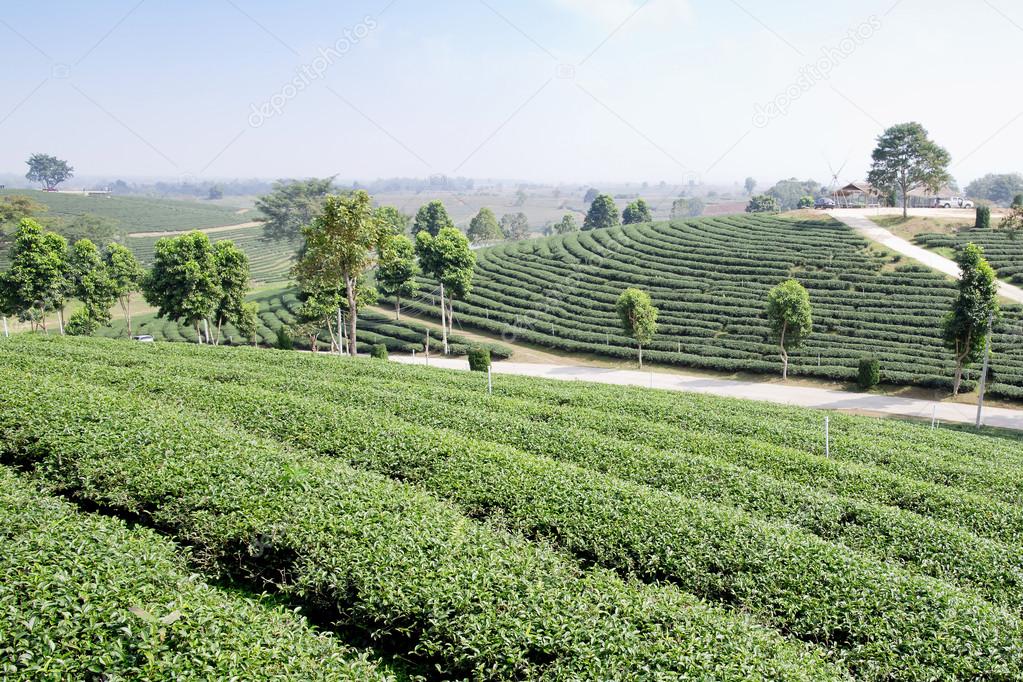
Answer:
[825,156,849,207]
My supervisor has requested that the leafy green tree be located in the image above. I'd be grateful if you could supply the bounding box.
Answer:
[622,199,652,225]
[616,288,658,368]
[965,173,1023,206]
[746,195,780,213]
[236,302,261,347]
[583,194,620,230]
[52,213,121,245]
[766,279,813,380]
[943,243,999,396]
[255,177,335,242]
[416,226,475,354]
[670,197,705,218]
[207,185,224,200]
[867,122,951,218]
[1001,205,1023,239]
[104,243,145,337]
[467,207,503,244]
[376,233,419,319]
[0,219,68,333]
[975,205,991,229]
[765,179,819,210]
[413,200,454,237]
[1013,194,1023,209]
[0,275,14,337]
[0,195,45,247]
[514,189,527,207]
[67,238,117,332]
[293,191,381,356]
[500,212,530,240]
[797,196,814,209]
[211,241,251,344]
[25,153,74,190]
[553,214,579,234]
[374,205,411,237]
[744,177,757,196]
[583,187,600,204]
[142,231,222,344]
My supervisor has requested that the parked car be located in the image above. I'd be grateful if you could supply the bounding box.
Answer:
[814,197,836,209]
[132,335,155,343]
[933,196,974,209]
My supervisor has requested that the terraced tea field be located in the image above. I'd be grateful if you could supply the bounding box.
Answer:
[396,215,1023,399]
[916,228,1023,284]
[4,334,1023,679]
[98,286,511,358]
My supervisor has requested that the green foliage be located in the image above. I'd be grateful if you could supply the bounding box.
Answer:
[622,199,652,225]
[64,308,100,336]
[942,243,998,395]
[48,213,121,244]
[376,233,419,318]
[468,347,491,371]
[553,213,579,234]
[236,301,260,345]
[274,325,294,350]
[867,122,952,216]
[412,200,454,237]
[0,219,68,330]
[965,173,1023,206]
[670,197,705,218]
[745,177,757,195]
[746,195,780,213]
[767,279,812,379]
[142,231,221,335]
[370,342,388,359]
[583,194,620,230]
[583,187,600,204]
[415,226,475,300]
[1013,194,1023,209]
[256,177,335,242]
[373,205,410,236]
[499,212,530,240]
[766,179,819,210]
[975,205,991,229]
[67,238,117,329]
[858,357,881,389]
[211,240,251,340]
[467,207,502,243]
[25,153,73,190]
[797,196,815,209]
[616,287,658,367]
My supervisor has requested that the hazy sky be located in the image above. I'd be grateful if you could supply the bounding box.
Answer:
[2,0,1021,188]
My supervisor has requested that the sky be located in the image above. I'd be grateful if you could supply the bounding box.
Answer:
[2,0,1021,188]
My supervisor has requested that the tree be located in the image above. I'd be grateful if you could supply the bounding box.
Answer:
[746,195,780,213]
[143,231,222,344]
[67,238,117,332]
[104,243,145,337]
[766,279,813,380]
[514,189,527,206]
[25,154,74,190]
[942,244,999,396]
[965,173,1023,206]
[374,205,411,237]
[622,198,652,225]
[53,213,121,245]
[583,187,600,204]
[797,196,814,209]
[1013,194,1023,209]
[0,194,44,237]
[236,302,260,347]
[583,194,620,230]
[467,207,503,244]
[413,200,454,237]
[670,197,705,218]
[0,219,68,333]
[765,178,819,210]
[416,227,475,354]
[255,177,335,242]
[211,241,251,345]
[867,122,951,218]
[293,191,381,356]
[744,177,757,196]
[616,288,658,368]
[376,233,419,319]
[500,212,530,240]
[207,185,224,200]
[553,214,579,234]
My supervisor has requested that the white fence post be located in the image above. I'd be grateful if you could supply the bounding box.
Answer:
[825,416,830,458]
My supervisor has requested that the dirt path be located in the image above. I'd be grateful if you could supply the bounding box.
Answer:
[127,221,262,239]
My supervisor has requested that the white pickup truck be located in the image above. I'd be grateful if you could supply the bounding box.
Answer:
[932,196,975,209]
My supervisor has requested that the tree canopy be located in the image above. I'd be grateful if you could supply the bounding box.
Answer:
[670,197,705,218]
[467,207,503,244]
[867,122,951,218]
[0,219,68,332]
[25,154,74,190]
[142,231,222,342]
[413,200,454,237]
[255,177,335,242]
[553,214,579,234]
[616,288,658,368]
[942,243,999,395]
[500,212,530,240]
[622,199,652,225]
[766,279,812,380]
[583,194,620,230]
[376,233,419,319]
[746,195,780,213]
[965,173,1023,207]
[105,242,145,336]
[766,179,820,210]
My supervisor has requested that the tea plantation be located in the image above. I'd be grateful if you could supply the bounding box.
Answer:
[4,334,1023,679]
[396,215,1023,398]
[916,227,1023,283]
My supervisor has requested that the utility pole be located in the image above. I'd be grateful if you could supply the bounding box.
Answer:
[975,310,995,428]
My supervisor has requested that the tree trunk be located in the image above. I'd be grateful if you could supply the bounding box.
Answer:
[952,334,971,397]
[215,316,224,346]
[439,283,449,355]
[336,307,344,356]
[195,321,203,345]
[779,321,788,380]
[953,362,964,397]
[395,296,401,321]
[57,308,65,336]
[203,318,212,345]
[120,295,133,337]
[638,343,643,369]
[900,179,909,219]
[2,316,7,338]
[345,276,358,356]
[448,299,454,335]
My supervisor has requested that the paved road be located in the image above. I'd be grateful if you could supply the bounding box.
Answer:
[391,355,1023,431]
[832,209,1023,304]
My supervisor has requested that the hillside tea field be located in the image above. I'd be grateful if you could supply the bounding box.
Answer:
[397,215,1023,398]
[916,227,1023,283]
[4,336,1023,679]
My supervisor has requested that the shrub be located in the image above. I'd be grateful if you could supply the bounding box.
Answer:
[976,205,991,229]
[1013,194,1023,208]
[857,357,880,389]
[797,196,814,209]
[468,347,491,372]
[274,326,294,350]
[745,195,780,213]
[65,310,99,336]
[370,343,388,360]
